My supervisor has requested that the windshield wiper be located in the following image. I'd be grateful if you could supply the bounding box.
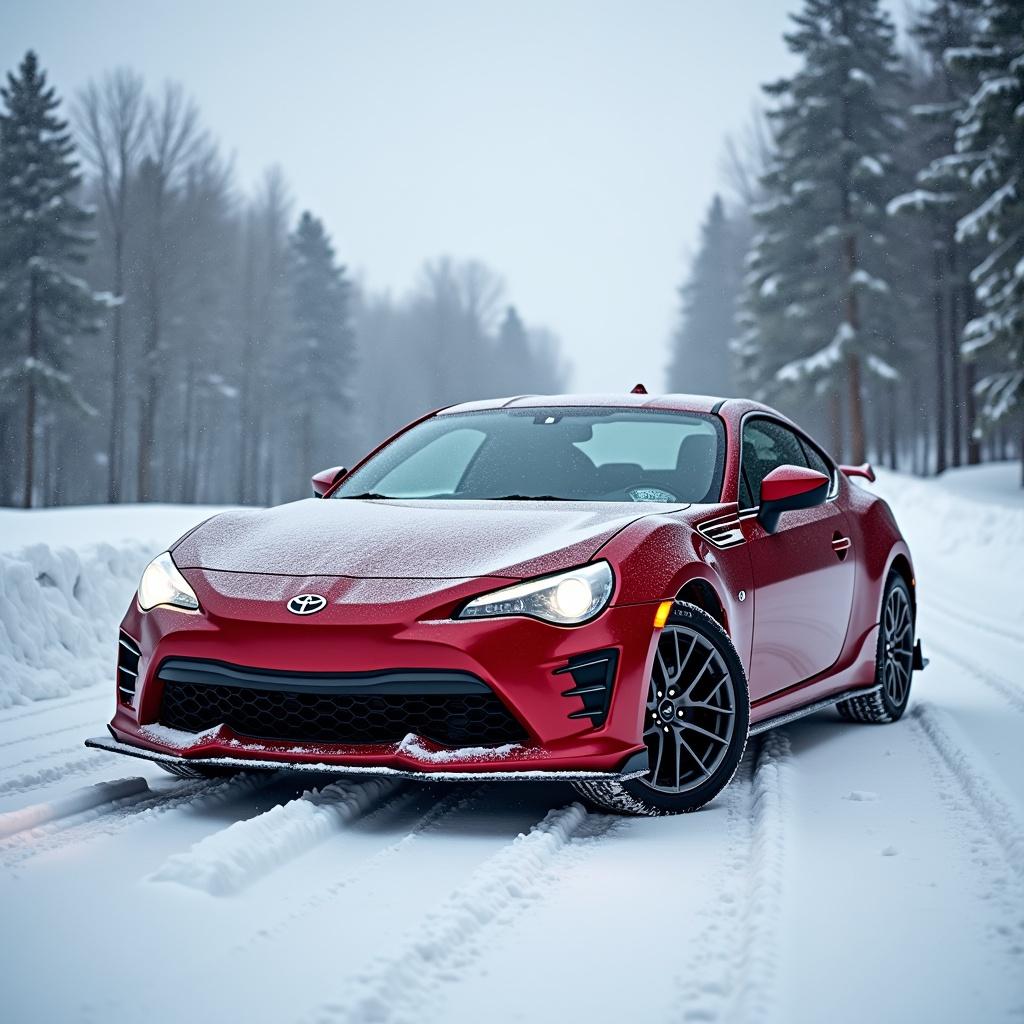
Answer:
[486,494,576,502]
[337,491,395,500]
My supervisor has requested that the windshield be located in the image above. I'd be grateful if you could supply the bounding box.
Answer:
[333,407,725,503]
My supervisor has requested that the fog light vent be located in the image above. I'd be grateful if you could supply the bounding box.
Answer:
[554,648,619,727]
[117,633,141,705]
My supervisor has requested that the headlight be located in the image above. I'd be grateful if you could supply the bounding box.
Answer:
[456,561,614,626]
[138,551,200,612]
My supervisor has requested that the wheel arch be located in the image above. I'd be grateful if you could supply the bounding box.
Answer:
[886,551,916,619]
[674,577,728,632]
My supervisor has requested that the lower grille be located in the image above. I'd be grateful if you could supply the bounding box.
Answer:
[157,660,526,747]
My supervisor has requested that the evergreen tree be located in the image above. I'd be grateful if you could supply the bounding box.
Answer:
[497,305,531,393]
[0,51,107,506]
[666,195,743,397]
[947,1,1024,481]
[288,211,354,484]
[737,0,905,462]
[889,0,981,471]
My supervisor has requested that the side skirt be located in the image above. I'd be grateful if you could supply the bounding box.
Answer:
[749,684,883,736]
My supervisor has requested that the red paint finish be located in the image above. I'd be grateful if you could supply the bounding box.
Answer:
[760,464,830,503]
[101,393,916,775]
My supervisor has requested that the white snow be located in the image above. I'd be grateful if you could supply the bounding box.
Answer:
[0,470,1022,1022]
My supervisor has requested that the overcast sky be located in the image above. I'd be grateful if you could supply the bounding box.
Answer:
[2,1,902,393]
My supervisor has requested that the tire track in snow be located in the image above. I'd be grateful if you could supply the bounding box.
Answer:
[677,731,793,1024]
[0,777,149,839]
[0,717,105,750]
[0,770,276,870]
[0,688,107,724]
[310,802,621,1024]
[923,633,1024,715]
[911,703,1023,879]
[0,749,119,799]
[147,777,401,896]
[231,784,489,957]
[926,594,1024,648]
[910,703,1024,965]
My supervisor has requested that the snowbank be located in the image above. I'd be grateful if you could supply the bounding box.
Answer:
[0,505,226,709]
[0,503,229,554]
[870,462,1023,626]
[0,540,158,709]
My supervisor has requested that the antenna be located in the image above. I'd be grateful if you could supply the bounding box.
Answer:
[630,383,648,394]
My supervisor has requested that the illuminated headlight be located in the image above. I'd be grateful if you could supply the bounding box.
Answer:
[138,551,200,612]
[457,561,614,626]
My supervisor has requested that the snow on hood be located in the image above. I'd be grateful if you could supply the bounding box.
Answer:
[171,497,688,579]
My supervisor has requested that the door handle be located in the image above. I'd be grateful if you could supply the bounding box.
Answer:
[832,533,851,560]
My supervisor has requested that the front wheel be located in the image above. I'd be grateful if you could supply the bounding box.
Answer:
[572,602,750,816]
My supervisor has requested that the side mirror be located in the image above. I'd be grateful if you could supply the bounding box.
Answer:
[758,464,830,534]
[311,466,347,498]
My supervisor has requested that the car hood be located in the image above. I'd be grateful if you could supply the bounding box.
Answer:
[172,498,689,579]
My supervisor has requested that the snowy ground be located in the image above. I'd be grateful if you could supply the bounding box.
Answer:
[0,468,1021,1023]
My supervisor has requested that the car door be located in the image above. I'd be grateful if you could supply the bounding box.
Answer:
[738,417,855,701]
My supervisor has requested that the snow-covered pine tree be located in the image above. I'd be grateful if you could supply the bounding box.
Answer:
[0,51,108,507]
[737,0,905,463]
[889,0,982,471]
[947,1,1024,482]
[666,194,743,397]
[288,210,354,489]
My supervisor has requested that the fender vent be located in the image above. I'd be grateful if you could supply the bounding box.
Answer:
[697,513,745,549]
[117,634,141,705]
[555,649,619,727]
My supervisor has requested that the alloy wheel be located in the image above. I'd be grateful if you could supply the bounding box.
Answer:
[882,585,913,707]
[642,624,737,793]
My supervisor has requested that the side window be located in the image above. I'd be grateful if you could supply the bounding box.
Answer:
[739,419,808,509]
[799,437,833,481]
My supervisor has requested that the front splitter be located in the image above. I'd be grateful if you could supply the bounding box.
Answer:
[84,735,649,783]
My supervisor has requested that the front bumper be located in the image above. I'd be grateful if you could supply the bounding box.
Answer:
[100,569,662,776]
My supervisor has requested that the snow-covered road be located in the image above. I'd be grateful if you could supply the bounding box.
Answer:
[1,468,1021,1023]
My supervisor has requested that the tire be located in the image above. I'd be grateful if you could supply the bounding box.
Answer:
[836,572,914,724]
[158,762,242,780]
[572,602,750,816]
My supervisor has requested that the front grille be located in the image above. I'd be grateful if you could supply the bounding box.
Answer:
[117,634,141,705]
[157,660,526,747]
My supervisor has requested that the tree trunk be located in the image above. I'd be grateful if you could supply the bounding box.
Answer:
[948,246,962,468]
[887,385,897,470]
[107,228,126,503]
[137,185,165,503]
[932,248,948,475]
[828,389,844,463]
[962,282,981,465]
[22,268,40,508]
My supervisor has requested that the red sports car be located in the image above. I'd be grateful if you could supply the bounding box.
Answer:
[87,391,924,815]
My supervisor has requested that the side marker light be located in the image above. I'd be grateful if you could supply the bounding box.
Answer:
[653,601,673,629]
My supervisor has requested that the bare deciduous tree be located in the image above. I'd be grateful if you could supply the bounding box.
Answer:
[75,68,146,501]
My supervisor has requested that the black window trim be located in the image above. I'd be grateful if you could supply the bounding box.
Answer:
[735,412,840,516]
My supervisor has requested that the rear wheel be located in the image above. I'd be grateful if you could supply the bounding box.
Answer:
[572,602,749,816]
[837,572,914,724]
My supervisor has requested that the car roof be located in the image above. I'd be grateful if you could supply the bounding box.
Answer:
[440,393,776,417]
